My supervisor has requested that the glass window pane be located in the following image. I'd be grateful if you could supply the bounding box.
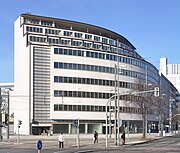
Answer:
[54,76,58,82]
[54,62,58,68]
[54,104,58,111]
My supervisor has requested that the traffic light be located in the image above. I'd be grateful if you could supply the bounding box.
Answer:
[18,119,22,128]
[106,116,110,124]
[154,87,159,97]
[5,114,8,125]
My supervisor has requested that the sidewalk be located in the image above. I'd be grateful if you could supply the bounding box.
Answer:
[0,133,162,147]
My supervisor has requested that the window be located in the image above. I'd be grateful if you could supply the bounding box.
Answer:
[85,34,92,40]
[59,76,63,82]
[59,63,63,68]
[102,38,108,44]
[91,106,95,111]
[93,43,102,50]
[102,45,110,51]
[48,38,59,44]
[74,32,82,38]
[87,78,90,84]
[54,90,59,97]
[54,76,58,82]
[24,18,40,24]
[95,52,98,58]
[54,48,58,54]
[77,50,82,56]
[82,92,86,97]
[30,36,46,43]
[45,29,60,35]
[41,20,53,26]
[69,91,72,97]
[64,31,72,36]
[54,62,58,68]
[87,92,90,98]
[84,42,92,48]
[69,105,72,111]
[64,49,68,55]
[73,50,77,56]
[72,40,82,46]
[91,52,95,58]
[59,104,64,111]
[59,48,63,54]
[82,105,86,111]
[109,39,115,45]
[54,104,58,111]
[94,36,101,42]
[91,92,95,98]
[91,79,95,84]
[61,39,70,45]
[73,64,77,69]
[27,26,43,33]
[73,105,77,111]
[86,51,90,57]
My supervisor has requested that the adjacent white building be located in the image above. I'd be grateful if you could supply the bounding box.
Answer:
[13,13,178,135]
[160,57,180,93]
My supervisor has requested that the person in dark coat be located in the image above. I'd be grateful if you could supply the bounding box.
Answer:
[121,132,125,145]
[94,131,98,144]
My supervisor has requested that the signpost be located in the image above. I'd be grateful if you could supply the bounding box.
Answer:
[17,119,22,144]
[73,118,80,148]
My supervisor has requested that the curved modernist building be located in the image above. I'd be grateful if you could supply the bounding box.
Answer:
[14,13,177,135]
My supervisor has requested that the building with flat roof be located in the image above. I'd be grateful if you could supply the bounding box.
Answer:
[160,57,180,93]
[14,14,178,135]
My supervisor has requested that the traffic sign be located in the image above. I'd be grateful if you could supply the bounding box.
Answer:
[37,140,42,150]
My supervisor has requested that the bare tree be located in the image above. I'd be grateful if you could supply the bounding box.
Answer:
[129,81,155,139]
[152,94,166,136]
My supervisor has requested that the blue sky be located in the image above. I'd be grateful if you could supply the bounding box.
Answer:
[0,0,180,83]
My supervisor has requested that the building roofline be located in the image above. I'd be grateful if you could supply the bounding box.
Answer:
[21,13,136,50]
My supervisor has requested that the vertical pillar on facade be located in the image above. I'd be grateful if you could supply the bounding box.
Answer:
[85,123,88,134]
[68,123,71,134]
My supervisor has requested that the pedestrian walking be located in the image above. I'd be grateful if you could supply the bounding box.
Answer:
[121,131,125,145]
[58,133,65,148]
[94,131,98,144]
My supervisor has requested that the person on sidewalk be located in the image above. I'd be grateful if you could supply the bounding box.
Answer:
[58,133,65,148]
[121,132,125,145]
[94,131,98,144]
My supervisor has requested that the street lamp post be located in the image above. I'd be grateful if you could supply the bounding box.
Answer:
[106,88,159,147]
[7,90,10,139]
[114,64,118,146]
[145,65,148,138]
[169,98,174,134]
[159,94,165,137]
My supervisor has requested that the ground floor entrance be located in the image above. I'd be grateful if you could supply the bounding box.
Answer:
[31,120,159,135]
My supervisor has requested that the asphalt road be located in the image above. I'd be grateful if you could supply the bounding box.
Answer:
[92,134,180,153]
[0,134,180,153]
